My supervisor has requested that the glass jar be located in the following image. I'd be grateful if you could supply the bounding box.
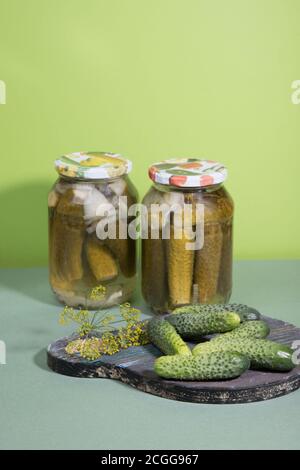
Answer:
[142,158,234,313]
[48,151,138,308]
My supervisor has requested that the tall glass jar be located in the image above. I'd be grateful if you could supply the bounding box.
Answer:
[48,152,138,308]
[142,158,234,313]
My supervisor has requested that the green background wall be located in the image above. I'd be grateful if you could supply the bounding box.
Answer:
[0,0,299,267]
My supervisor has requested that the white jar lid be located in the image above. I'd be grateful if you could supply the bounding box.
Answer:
[148,158,227,188]
[55,151,132,179]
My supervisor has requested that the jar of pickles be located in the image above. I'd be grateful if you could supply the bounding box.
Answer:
[48,152,138,308]
[142,158,234,313]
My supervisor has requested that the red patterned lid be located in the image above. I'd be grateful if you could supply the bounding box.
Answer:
[148,158,227,188]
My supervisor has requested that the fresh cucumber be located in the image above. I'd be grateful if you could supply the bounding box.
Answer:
[212,320,270,342]
[173,303,261,322]
[147,318,191,356]
[167,311,240,339]
[226,304,262,322]
[193,338,294,372]
[154,351,250,381]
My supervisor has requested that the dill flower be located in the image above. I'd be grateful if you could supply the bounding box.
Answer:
[100,332,120,355]
[116,321,149,349]
[59,306,75,325]
[80,338,102,360]
[100,315,116,327]
[59,306,89,326]
[61,300,149,361]
[65,337,102,360]
[89,285,106,301]
[120,303,141,325]
[78,321,95,337]
[65,339,83,355]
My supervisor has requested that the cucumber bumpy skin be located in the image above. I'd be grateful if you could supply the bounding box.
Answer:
[154,351,250,381]
[211,320,270,342]
[147,318,191,356]
[167,311,241,339]
[173,303,261,322]
[193,338,294,372]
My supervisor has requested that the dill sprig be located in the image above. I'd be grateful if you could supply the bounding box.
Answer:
[60,287,149,361]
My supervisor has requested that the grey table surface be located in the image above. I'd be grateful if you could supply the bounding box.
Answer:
[0,260,300,450]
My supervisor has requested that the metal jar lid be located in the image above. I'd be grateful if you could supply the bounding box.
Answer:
[148,158,227,188]
[55,151,132,179]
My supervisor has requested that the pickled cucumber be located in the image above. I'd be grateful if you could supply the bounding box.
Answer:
[194,223,223,303]
[193,338,294,371]
[142,231,168,312]
[49,169,138,309]
[106,220,136,278]
[50,188,85,283]
[167,226,194,308]
[147,318,191,356]
[217,220,233,300]
[167,311,240,339]
[154,351,250,381]
[86,237,118,282]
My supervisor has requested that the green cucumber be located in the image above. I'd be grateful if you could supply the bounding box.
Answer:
[154,351,250,381]
[193,338,294,372]
[147,318,191,356]
[173,303,261,322]
[226,304,262,322]
[212,320,270,342]
[167,311,240,339]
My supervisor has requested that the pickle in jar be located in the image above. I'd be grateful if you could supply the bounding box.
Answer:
[49,152,137,308]
[142,158,234,312]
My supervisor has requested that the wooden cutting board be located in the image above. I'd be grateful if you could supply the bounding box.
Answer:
[47,315,300,404]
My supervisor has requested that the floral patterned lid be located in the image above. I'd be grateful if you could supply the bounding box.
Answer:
[148,158,227,188]
[55,151,132,179]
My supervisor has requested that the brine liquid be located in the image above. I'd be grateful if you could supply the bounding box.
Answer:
[48,177,137,309]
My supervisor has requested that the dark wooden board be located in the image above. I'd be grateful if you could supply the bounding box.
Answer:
[47,316,300,404]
